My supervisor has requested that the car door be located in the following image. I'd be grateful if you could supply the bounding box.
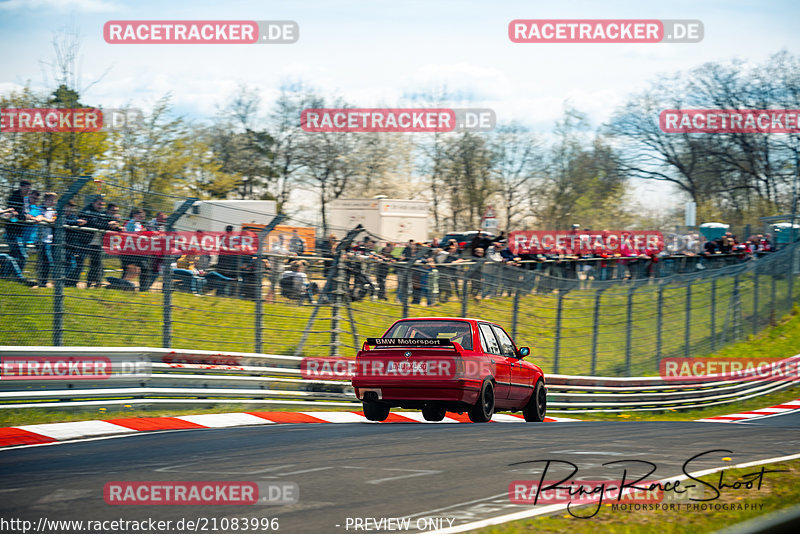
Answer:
[491,325,533,401]
[478,323,511,400]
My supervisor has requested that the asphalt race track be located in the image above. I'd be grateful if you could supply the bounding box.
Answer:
[2,412,800,533]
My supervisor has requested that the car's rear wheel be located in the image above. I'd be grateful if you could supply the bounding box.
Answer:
[523,380,547,422]
[363,401,390,422]
[468,380,495,423]
[421,405,447,422]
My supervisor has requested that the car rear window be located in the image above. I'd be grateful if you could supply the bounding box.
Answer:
[384,320,473,350]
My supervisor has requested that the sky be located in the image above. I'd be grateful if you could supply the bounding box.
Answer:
[1,0,798,211]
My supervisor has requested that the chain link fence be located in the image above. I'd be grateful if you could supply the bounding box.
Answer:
[2,168,799,377]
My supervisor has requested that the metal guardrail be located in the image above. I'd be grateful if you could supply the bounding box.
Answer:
[1,347,797,413]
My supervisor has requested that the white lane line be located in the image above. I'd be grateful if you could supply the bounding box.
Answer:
[492,414,525,423]
[736,409,800,422]
[424,452,800,534]
[15,421,136,441]
[393,412,460,423]
[366,468,442,485]
[175,413,273,428]
[299,412,368,423]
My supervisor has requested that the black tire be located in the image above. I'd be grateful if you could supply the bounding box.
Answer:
[523,380,547,422]
[421,405,447,422]
[363,401,390,422]
[468,380,495,423]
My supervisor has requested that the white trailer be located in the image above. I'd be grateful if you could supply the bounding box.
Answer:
[329,198,429,243]
[173,200,278,232]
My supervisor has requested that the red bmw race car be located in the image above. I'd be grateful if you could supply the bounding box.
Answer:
[351,317,546,423]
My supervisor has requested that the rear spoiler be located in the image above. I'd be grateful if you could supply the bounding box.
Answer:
[361,338,463,354]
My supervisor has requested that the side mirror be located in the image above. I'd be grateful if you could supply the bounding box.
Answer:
[518,346,530,358]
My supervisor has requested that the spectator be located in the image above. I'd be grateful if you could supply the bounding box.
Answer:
[411,257,435,306]
[140,211,168,291]
[280,259,318,303]
[374,242,394,300]
[23,190,41,245]
[436,241,464,303]
[35,192,57,287]
[319,233,339,280]
[213,225,241,294]
[121,208,149,287]
[289,230,305,255]
[147,212,168,231]
[470,247,485,299]
[470,231,492,257]
[71,195,119,288]
[173,254,206,295]
[396,241,419,303]
[64,201,87,287]
[267,253,286,303]
[481,242,504,298]
[0,253,35,286]
[3,179,33,272]
[616,232,635,280]
[106,203,122,225]
[271,234,290,255]
[239,253,268,300]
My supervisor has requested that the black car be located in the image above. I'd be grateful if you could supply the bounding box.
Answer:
[439,231,497,252]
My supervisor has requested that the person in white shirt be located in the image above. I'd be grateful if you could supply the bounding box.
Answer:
[35,192,58,287]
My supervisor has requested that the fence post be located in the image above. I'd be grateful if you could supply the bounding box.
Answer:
[511,289,521,340]
[710,279,717,352]
[655,282,667,371]
[403,246,431,317]
[330,262,344,356]
[52,175,92,346]
[787,245,795,313]
[401,258,411,318]
[553,291,564,374]
[590,288,605,376]
[293,225,363,357]
[162,198,196,349]
[255,214,287,353]
[752,267,759,335]
[625,286,635,376]
[684,281,692,358]
[461,266,469,317]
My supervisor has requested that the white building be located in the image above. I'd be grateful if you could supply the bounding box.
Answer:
[173,200,278,232]
[329,198,429,243]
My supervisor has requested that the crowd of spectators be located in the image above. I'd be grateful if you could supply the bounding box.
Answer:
[1,178,786,306]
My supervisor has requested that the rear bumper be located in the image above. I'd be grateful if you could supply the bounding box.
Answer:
[352,378,483,404]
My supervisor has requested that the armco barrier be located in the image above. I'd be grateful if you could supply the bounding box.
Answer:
[0,347,797,413]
